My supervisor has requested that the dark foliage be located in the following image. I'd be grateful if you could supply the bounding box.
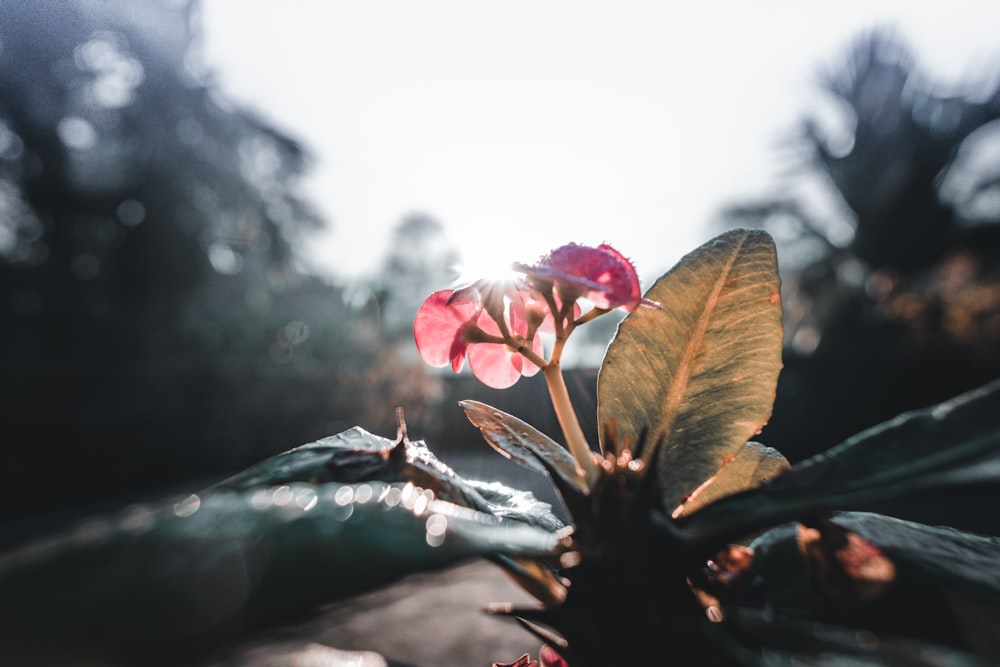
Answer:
[722,31,1000,466]
[0,0,411,521]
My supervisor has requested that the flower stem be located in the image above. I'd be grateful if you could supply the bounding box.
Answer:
[543,360,598,489]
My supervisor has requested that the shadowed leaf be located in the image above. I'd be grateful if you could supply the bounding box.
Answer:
[493,555,568,608]
[597,229,784,512]
[212,426,396,489]
[213,425,564,532]
[743,512,1000,660]
[834,512,1000,612]
[796,519,897,609]
[671,441,789,519]
[461,400,588,495]
[0,482,559,658]
[725,607,993,666]
[675,379,1000,548]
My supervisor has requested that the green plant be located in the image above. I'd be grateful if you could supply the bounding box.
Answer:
[3,229,999,666]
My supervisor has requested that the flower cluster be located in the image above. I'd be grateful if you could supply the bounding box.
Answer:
[413,243,654,389]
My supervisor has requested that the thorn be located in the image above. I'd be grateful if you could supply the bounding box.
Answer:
[395,406,409,444]
[601,418,618,456]
[513,616,569,649]
[485,601,515,615]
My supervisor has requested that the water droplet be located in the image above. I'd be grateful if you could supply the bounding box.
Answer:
[272,485,293,506]
[382,486,403,508]
[295,487,318,511]
[425,514,448,547]
[413,489,434,516]
[334,486,355,506]
[355,484,374,504]
[250,488,273,511]
[173,493,200,518]
[332,502,354,522]
[401,483,419,510]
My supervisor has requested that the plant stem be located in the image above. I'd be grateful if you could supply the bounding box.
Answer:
[543,361,599,489]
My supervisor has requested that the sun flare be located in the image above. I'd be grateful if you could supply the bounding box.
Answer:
[453,237,537,287]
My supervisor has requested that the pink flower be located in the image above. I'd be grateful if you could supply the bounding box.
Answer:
[413,282,545,389]
[539,646,569,667]
[516,243,651,312]
[493,653,535,667]
[493,646,569,667]
[414,242,653,389]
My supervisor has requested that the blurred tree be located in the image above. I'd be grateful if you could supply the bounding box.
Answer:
[373,213,460,339]
[0,0,321,358]
[0,0,335,518]
[722,31,1000,462]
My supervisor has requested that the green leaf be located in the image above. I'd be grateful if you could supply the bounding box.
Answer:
[742,512,1000,660]
[213,425,565,532]
[597,229,784,512]
[832,512,1000,611]
[725,607,993,666]
[466,479,566,533]
[0,482,559,657]
[676,379,1000,548]
[461,400,588,495]
[212,426,397,489]
[1,419,568,661]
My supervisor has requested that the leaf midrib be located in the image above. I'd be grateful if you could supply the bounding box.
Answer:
[652,232,748,449]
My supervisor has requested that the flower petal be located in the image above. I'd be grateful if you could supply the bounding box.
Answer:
[448,330,467,373]
[414,289,477,368]
[519,335,545,377]
[539,645,569,667]
[493,654,537,667]
[468,313,522,388]
[518,243,642,311]
[468,342,523,389]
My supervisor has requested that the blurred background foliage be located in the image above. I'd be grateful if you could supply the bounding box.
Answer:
[722,32,1000,463]
[1,2,998,529]
[0,0,449,522]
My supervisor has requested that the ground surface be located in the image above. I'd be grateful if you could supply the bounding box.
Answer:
[197,560,541,667]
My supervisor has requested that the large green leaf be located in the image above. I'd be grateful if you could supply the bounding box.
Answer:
[0,481,559,660]
[676,378,1000,548]
[597,229,784,512]
[0,420,570,661]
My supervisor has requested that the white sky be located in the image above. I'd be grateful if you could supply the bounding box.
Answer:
[198,1,1000,284]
